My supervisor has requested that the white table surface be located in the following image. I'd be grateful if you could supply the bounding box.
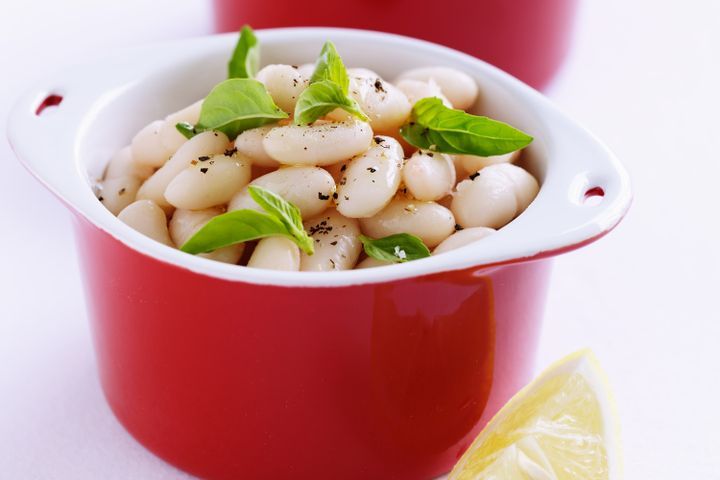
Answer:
[1,0,718,478]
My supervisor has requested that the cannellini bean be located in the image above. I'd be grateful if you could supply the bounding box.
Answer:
[396,67,478,110]
[104,146,154,180]
[118,200,174,246]
[296,63,316,78]
[169,208,244,264]
[348,67,380,78]
[234,125,279,167]
[256,64,309,113]
[159,100,203,154]
[228,166,335,218]
[355,256,393,269]
[458,149,521,176]
[263,120,372,166]
[136,131,229,212]
[131,120,172,168]
[360,199,455,248]
[300,210,362,271]
[335,136,404,218]
[98,176,141,216]
[165,152,251,210]
[394,78,452,107]
[327,74,411,134]
[402,150,456,201]
[433,227,496,254]
[247,236,300,271]
[451,164,539,228]
[492,163,539,210]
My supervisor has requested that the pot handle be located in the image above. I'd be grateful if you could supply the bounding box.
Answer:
[495,107,633,261]
[7,87,90,208]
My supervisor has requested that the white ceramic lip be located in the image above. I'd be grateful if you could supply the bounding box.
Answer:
[7,28,631,288]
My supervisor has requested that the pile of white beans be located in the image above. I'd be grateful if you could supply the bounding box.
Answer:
[97,64,539,271]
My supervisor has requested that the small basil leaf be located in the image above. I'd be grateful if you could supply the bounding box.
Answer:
[247,185,314,255]
[194,78,288,139]
[294,80,369,125]
[228,25,259,79]
[175,121,196,139]
[309,41,350,93]
[180,209,290,254]
[359,234,431,263]
[400,97,533,156]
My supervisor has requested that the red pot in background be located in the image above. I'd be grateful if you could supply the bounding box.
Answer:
[213,0,579,90]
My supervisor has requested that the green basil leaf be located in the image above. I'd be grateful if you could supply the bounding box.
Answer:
[228,25,259,79]
[400,97,533,156]
[359,234,431,263]
[175,121,196,139]
[247,185,314,255]
[309,41,349,93]
[294,80,369,125]
[180,209,291,254]
[192,78,288,139]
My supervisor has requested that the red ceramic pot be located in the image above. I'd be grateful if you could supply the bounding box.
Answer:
[8,29,631,480]
[213,0,579,90]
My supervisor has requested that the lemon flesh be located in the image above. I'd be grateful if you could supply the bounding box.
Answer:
[449,351,619,480]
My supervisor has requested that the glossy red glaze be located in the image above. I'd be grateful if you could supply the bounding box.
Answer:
[212,0,578,90]
[73,213,551,480]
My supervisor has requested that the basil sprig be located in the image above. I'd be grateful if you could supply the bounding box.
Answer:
[228,25,259,79]
[176,78,287,140]
[181,186,314,256]
[400,97,533,156]
[294,41,368,125]
[359,234,431,263]
[309,41,350,88]
[246,185,314,254]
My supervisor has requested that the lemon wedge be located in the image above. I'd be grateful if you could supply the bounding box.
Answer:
[449,350,621,480]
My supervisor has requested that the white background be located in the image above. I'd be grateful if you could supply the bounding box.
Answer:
[1,1,719,478]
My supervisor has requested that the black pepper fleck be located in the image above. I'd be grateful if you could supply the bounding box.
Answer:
[118,188,126,195]
[330,241,338,246]
[224,147,237,157]
[373,136,385,144]
[309,222,334,236]
[198,156,210,162]
[469,172,480,180]
[373,79,386,93]
[318,192,330,200]
[200,167,209,174]
[98,196,104,202]
[340,164,347,172]
[332,192,339,200]
[367,167,377,173]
